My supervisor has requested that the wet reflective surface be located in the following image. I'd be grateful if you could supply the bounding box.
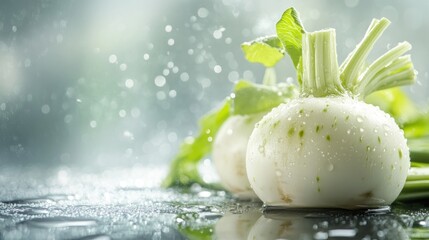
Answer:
[1,167,429,240]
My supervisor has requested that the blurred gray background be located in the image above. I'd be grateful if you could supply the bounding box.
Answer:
[0,0,428,171]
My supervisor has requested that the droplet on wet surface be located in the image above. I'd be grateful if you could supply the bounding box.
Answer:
[328,229,357,237]
[22,207,50,215]
[73,234,112,240]
[21,217,97,228]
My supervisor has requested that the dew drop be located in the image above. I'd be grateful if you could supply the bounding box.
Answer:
[275,170,282,176]
[169,90,177,98]
[258,145,265,154]
[108,54,117,63]
[214,65,222,73]
[41,104,50,114]
[125,79,134,88]
[90,120,97,128]
[327,163,334,171]
[383,124,390,131]
[167,38,175,46]
[197,8,209,18]
[180,72,190,82]
[357,116,363,123]
[213,27,225,39]
[118,109,127,117]
[154,75,166,87]
[119,63,127,71]
[172,66,179,73]
[163,69,170,76]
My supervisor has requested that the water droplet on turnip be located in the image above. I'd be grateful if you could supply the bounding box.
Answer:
[357,116,363,123]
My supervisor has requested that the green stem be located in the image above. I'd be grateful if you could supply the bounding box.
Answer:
[362,56,415,97]
[402,180,429,192]
[397,191,429,201]
[397,167,429,201]
[357,42,413,97]
[409,137,429,164]
[340,19,380,73]
[301,29,344,97]
[407,174,429,182]
[263,67,277,86]
[340,18,390,91]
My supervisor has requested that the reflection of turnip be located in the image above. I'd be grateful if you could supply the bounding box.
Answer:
[212,113,265,199]
[214,209,261,240]
[248,210,409,240]
[248,212,311,240]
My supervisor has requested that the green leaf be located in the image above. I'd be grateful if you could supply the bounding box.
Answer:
[365,88,429,139]
[402,114,429,139]
[365,88,420,126]
[176,212,215,240]
[398,165,429,202]
[231,80,298,115]
[162,100,230,188]
[409,137,429,164]
[276,7,305,70]
[178,225,214,240]
[241,36,285,67]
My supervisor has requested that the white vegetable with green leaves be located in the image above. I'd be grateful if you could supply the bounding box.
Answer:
[212,71,297,199]
[246,11,416,208]
[213,114,264,199]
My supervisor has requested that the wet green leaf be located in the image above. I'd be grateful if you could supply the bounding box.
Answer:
[276,7,305,70]
[241,36,285,67]
[231,80,298,115]
[161,101,230,188]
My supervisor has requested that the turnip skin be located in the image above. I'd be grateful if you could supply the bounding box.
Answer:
[213,113,265,199]
[246,96,410,208]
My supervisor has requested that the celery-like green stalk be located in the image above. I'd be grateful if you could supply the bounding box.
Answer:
[340,18,390,90]
[301,29,344,97]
